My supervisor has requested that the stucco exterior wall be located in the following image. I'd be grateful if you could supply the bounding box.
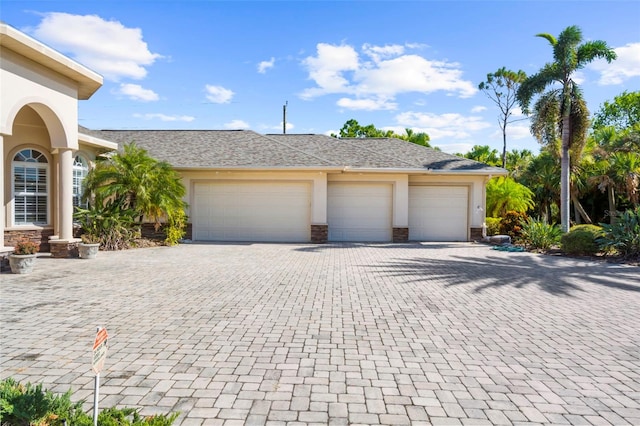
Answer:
[1,48,79,148]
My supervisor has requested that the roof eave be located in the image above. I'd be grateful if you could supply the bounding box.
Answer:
[79,132,118,150]
[343,167,508,175]
[0,23,103,99]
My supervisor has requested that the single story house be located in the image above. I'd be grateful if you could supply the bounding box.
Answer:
[87,129,506,244]
[2,22,506,257]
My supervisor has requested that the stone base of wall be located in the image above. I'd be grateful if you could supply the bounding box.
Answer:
[393,227,409,243]
[5,229,55,253]
[470,226,484,241]
[311,224,328,243]
[50,240,79,258]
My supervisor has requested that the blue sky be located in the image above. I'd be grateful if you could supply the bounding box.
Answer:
[3,1,640,154]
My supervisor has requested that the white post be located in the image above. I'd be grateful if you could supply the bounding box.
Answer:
[58,148,74,240]
[93,372,100,426]
[0,135,5,249]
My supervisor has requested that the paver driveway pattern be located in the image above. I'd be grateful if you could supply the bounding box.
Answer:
[1,242,639,425]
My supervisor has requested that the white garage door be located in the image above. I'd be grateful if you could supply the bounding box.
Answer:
[409,186,468,241]
[328,183,392,242]
[193,181,311,242]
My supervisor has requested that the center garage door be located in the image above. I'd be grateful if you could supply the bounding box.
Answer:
[328,182,393,242]
[192,181,311,242]
[409,186,468,241]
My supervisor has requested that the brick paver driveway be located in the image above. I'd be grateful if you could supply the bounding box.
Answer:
[1,242,639,425]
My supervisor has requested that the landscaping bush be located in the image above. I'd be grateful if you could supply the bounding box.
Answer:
[561,224,603,255]
[598,207,640,257]
[499,210,529,239]
[485,217,501,236]
[518,217,562,250]
[0,378,179,426]
[74,201,140,251]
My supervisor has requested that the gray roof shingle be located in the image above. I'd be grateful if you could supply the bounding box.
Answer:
[84,129,504,173]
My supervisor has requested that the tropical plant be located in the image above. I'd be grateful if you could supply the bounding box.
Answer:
[519,217,562,250]
[505,149,534,179]
[592,90,640,132]
[164,209,187,246]
[485,217,502,236]
[499,210,529,240]
[561,224,603,255]
[82,143,187,230]
[517,25,616,232]
[464,145,501,166]
[13,239,39,255]
[486,176,535,217]
[0,378,179,425]
[478,67,527,168]
[519,150,560,222]
[598,207,640,257]
[74,201,139,251]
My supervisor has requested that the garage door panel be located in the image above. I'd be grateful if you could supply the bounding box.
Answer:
[328,183,392,242]
[193,181,310,242]
[409,186,468,241]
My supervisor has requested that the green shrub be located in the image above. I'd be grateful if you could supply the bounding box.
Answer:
[499,210,529,239]
[0,378,179,425]
[561,224,603,255]
[485,217,502,236]
[598,207,640,257]
[75,201,140,251]
[164,209,187,246]
[519,217,562,250]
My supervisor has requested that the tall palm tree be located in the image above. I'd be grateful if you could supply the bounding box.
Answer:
[517,25,616,232]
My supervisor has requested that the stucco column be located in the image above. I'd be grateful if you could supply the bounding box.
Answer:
[58,148,74,241]
[0,134,5,249]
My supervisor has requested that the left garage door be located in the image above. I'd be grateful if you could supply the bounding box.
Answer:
[193,181,311,242]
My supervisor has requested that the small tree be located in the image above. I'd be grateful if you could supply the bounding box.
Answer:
[478,67,527,168]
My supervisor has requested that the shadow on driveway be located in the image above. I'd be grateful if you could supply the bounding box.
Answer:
[371,252,640,297]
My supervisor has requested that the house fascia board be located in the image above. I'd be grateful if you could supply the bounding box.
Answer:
[79,132,118,150]
[173,166,344,172]
[0,23,103,99]
[342,167,508,176]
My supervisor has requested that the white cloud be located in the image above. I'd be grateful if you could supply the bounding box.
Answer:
[506,124,532,140]
[362,43,405,63]
[572,70,586,85]
[300,43,359,99]
[591,42,640,85]
[395,111,491,140]
[471,105,487,113]
[337,97,397,111]
[300,42,476,109]
[223,119,250,129]
[205,85,235,104]
[133,113,194,122]
[114,83,159,102]
[258,57,275,74]
[29,12,161,81]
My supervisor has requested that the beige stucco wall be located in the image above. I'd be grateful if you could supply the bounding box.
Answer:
[1,48,79,148]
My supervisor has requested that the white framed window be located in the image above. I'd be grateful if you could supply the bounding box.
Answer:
[12,149,49,225]
[73,154,89,209]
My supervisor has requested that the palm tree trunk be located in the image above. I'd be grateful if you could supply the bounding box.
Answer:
[607,185,616,224]
[560,90,572,233]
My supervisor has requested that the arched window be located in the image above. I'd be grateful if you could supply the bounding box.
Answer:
[12,149,49,225]
[73,154,89,209]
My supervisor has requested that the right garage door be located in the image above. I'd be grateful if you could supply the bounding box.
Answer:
[409,186,468,241]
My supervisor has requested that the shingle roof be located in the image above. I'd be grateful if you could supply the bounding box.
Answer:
[85,129,504,174]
